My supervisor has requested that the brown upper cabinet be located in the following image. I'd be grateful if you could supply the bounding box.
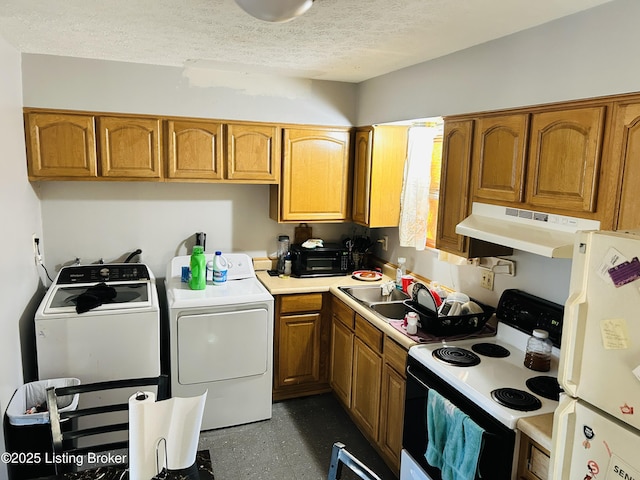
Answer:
[166,120,280,182]
[471,106,606,214]
[352,126,409,228]
[26,111,98,179]
[226,123,280,182]
[436,119,473,256]
[608,100,640,230]
[25,109,281,183]
[166,119,224,180]
[270,126,351,223]
[526,106,605,213]
[471,113,529,204]
[99,116,162,179]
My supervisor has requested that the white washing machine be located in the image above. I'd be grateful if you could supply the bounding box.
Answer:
[34,263,161,443]
[35,263,161,383]
[165,253,274,431]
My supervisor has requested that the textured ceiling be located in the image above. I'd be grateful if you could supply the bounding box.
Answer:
[0,0,613,83]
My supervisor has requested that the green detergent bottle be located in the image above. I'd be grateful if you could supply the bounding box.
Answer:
[189,245,206,290]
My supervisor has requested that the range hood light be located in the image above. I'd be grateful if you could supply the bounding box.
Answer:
[456,203,601,258]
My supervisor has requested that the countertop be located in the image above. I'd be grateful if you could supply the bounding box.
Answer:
[256,270,416,351]
[517,413,554,452]
[257,270,554,450]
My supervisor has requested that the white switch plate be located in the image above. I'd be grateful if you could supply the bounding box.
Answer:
[480,269,494,290]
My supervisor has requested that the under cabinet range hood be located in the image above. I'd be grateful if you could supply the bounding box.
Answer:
[456,203,601,258]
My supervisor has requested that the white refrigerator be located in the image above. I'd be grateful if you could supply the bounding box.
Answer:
[551,229,640,480]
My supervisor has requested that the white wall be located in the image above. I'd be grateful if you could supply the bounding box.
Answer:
[37,181,357,279]
[358,0,639,306]
[0,36,44,480]
[21,55,357,126]
[21,56,360,278]
[357,0,640,125]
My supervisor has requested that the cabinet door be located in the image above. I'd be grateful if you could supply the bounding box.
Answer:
[330,317,354,407]
[227,123,279,183]
[26,112,97,178]
[352,129,373,225]
[379,363,406,473]
[527,107,605,212]
[472,114,529,203]
[436,119,473,256]
[517,434,550,480]
[368,126,409,228]
[276,313,321,388]
[281,128,351,222]
[609,102,640,230]
[166,119,224,180]
[351,337,382,441]
[99,116,162,179]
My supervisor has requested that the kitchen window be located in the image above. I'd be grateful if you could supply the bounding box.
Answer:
[399,119,443,250]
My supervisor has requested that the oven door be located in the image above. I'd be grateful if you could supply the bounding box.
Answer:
[403,356,516,480]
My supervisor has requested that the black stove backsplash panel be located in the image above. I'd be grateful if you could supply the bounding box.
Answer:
[496,289,564,348]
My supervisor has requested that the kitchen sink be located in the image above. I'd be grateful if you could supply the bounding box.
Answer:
[338,285,410,322]
[369,302,411,320]
[339,285,409,306]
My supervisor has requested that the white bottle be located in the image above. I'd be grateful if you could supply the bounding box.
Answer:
[212,251,228,285]
[396,257,406,290]
[406,311,418,335]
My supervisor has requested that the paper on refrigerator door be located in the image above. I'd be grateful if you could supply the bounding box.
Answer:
[128,390,207,480]
[597,247,628,284]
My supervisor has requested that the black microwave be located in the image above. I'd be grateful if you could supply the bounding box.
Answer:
[290,243,350,278]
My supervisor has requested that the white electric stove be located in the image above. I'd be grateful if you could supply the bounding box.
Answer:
[401,289,564,480]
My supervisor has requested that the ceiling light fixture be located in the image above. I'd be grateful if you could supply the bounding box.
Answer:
[234,0,314,23]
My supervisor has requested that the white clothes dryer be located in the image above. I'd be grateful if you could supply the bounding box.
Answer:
[165,253,274,431]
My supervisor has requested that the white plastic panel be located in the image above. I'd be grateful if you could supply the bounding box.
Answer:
[177,308,269,384]
[36,309,160,381]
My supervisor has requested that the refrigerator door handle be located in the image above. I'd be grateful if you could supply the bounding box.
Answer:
[549,396,576,480]
[559,297,586,397]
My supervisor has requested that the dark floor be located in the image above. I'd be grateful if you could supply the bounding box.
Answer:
[198,393,397,480]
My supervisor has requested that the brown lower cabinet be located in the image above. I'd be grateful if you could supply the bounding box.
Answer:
[329,296,407,475]
[272,293,332,401]
[517,434,550,480]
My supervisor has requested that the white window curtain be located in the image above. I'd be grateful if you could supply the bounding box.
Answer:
[398,125,438,250]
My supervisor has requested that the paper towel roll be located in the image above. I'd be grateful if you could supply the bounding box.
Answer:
[128,390,207,480]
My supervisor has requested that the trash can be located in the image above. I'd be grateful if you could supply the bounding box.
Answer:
[3,378,80,480]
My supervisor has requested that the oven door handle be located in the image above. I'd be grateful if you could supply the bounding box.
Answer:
[406,364,431,390]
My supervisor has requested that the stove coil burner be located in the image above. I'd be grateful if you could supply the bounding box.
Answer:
[526,376,563,401]
[432,347,481,367]
[471,343,510,358]
[491,388,542,411]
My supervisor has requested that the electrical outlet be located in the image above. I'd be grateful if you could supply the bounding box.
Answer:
[32,234,41,265]
[480,269,494,290]
[382,235,388,252]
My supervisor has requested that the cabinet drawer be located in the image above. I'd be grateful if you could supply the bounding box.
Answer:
[384,337,407,376]
[355,315,383,354]
[280,293,323,314]
[332,296,355,330]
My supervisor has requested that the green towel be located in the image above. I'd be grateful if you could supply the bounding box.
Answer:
[425,389,485,480]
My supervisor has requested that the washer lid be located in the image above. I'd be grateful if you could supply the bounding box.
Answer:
[44,281,153,314]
